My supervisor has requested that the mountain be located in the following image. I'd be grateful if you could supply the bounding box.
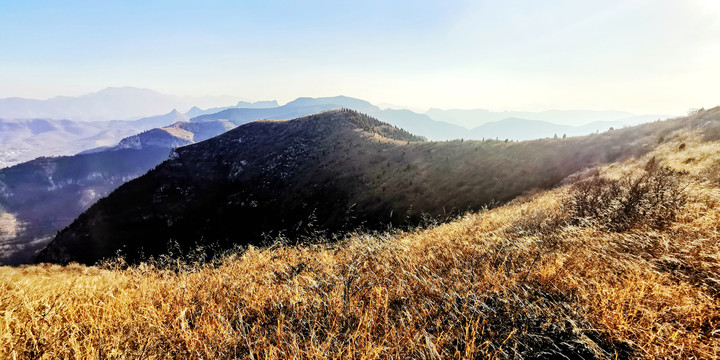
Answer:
[6,108,720,359]
[36,109,693,265]
[468,117,573,140]
[127,109,191,128]
[0,87,236,122]
[114,120,237,150]
[191,103,333,125]
[467,117,638,141]
[0,87,669,141]
[0,110,188,168]
[195,95,465,140]
[467,116,679,141]
[185,100,280,118]
[195,98,669,141]
[0,118,236,264]
[284,96,377,112]
[425,108,667,128]
[4,89,657,144]
[375,108,466,140]
[283,96,467,140]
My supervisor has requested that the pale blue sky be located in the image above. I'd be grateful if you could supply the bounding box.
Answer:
[1,0,719,114]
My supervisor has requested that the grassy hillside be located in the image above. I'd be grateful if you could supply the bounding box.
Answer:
[38,108,708,265]
[2,109,719,358]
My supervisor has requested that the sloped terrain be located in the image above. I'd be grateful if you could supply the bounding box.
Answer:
[0,148,172,264]
[2,108,719,358]
[38,108,703,265]
[114,120,236,150]
[0,119,235,264]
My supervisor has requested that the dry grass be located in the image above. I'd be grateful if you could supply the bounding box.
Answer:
[1,134,719,359]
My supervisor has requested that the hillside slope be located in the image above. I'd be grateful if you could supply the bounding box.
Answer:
[0,149,171,264]
[0,119,235,264]
[3,109,719,358]
[114,119,236,150]
[38,108,703,264]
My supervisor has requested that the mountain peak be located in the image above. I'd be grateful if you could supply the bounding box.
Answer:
[291,109,425,142]
[284,95,376,110]
[235,100,280,108]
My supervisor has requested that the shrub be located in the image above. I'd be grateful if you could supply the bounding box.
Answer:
[567,158,686,231]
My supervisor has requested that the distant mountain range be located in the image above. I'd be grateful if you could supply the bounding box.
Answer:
[0,87,673,151]
[0,110,189,168]
[465,117,657,141]
[191,95,672,141]
[185,100,280,118]
[37,109,687,265]
[425,108,667,128]
[0,87,237,121]
[192,95,464,141]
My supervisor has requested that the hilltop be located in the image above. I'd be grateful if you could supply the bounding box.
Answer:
[39,108,695,264]
[2,107,719,358]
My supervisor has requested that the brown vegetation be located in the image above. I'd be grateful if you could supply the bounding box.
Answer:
[566,157,686,232]
[2,123,720,358]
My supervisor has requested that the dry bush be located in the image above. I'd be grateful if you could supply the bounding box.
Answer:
[567,158,686,232]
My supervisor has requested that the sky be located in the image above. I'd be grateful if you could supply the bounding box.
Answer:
[1,0,719,115]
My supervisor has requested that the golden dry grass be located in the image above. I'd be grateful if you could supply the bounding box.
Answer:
[1,133,719,359]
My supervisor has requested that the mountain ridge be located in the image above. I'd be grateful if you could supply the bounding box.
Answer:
[185,100,280,118]
[193,96,467,141]
[36,108,699,265]
[0,87,237,122]
[426,107,668,127]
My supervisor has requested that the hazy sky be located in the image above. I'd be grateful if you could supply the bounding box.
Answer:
[1,0,719,114]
